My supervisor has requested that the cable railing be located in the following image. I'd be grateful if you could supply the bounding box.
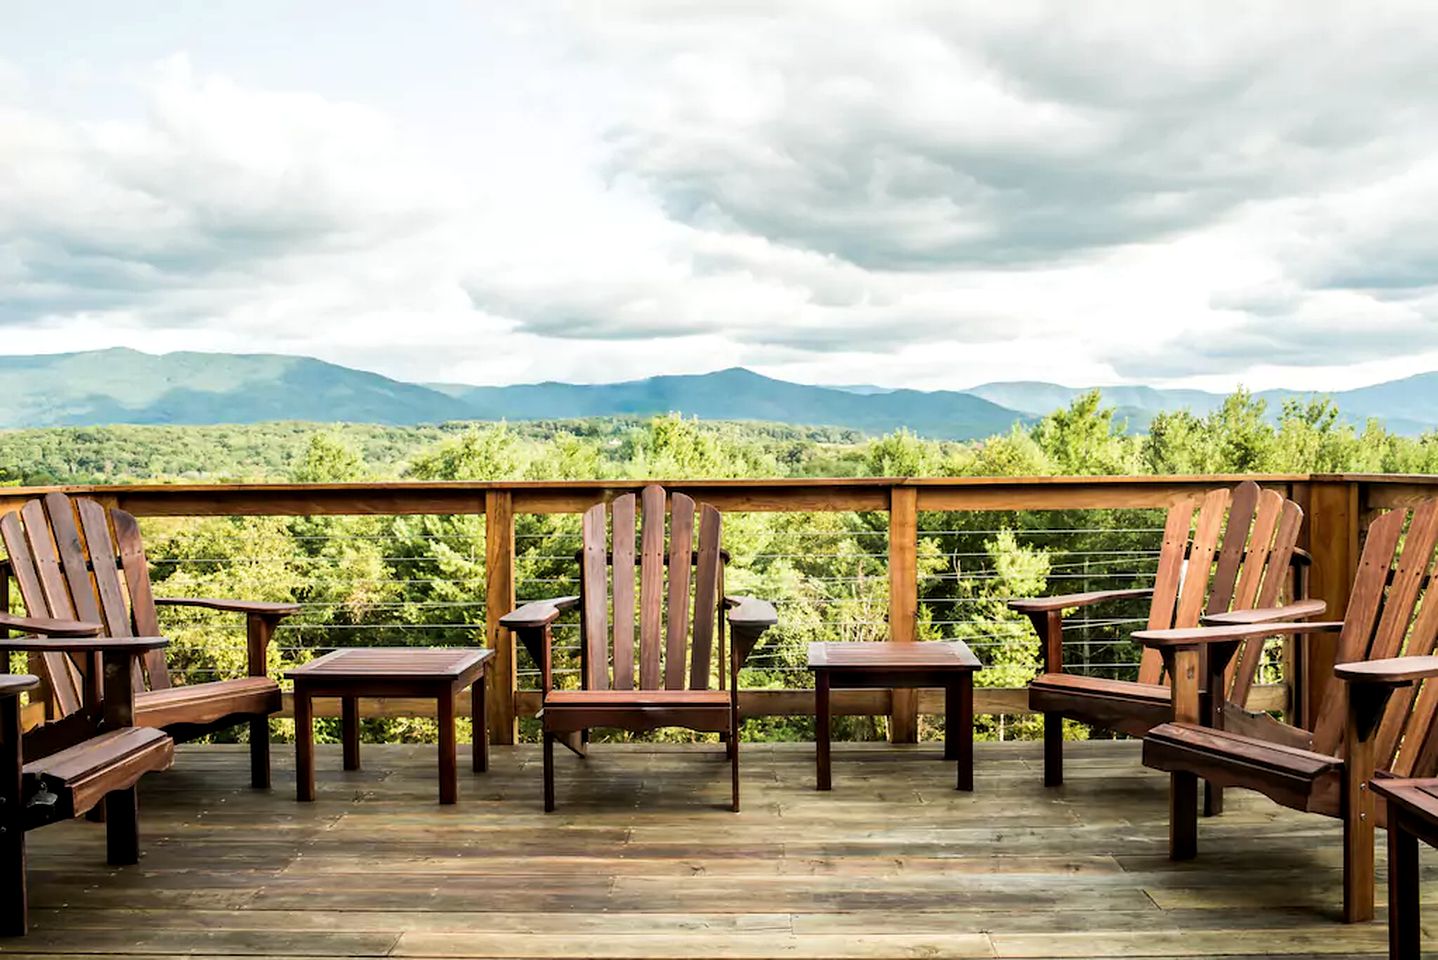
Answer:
[4,473,1423,741]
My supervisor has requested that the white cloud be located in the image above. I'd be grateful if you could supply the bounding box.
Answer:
[1,2,1437,392]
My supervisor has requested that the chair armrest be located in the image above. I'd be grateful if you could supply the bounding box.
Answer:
[726,596,778,630]
[1008,588,1153,615]
[725,597,777,677]
[1335,656,1438,687]
[1135,621,1343,648]
[0,635,169,653]
[155,597,301,617]
[1201,599,1326,626]
[0,674,39,699]
[501,597,579,694]
[0,611,103,637]
[500,597,579,630]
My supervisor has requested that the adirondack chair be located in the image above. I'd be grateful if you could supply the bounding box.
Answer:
[500,485,778,812]
[0,493,299,788]
[1139,497,1438,922]
[1010,481,1319,809]
[1,628,174,935]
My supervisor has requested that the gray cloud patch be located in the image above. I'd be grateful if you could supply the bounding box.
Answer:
[593,5,1438,273]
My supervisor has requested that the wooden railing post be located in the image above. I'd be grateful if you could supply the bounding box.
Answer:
[485,491,517,744]
[1297,478,1361,726]
[888,485,919,743]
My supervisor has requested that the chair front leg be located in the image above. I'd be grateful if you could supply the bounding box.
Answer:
[246,613,282,789]
[1,690,27,936]
[1162,646,1203,860]
[1342,682,1390,923]
[542,731,556,813]
[1027,610,1067,786]
[245,613,282,679]
[1201,641,1238,819]
[105,786,140,866]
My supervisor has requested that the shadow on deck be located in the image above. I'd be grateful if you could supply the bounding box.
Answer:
[12,741,1427,959]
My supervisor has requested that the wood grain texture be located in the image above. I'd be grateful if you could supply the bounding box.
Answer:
[689,505,721,692]
[609,494,636,691]
[664,494,696,690]
[580,503,609,692]
[887,486,919,744]
[638,486,666,691]
[10,739,1427,958]
[484,491,517,745]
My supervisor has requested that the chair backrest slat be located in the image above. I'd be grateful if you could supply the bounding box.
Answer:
[581,502,610,691]
[1138,498,1197,684]
[1208,480,1259,615]
[0,510,83,716]
[22,500,76,623]
[110,508,168,689]
[1379,582,1438,774]
[74,500,156,694]
[689,504,722,691]
[1228,495,1303,702]
[111,510,161,636]
[44,493,102,629]
[1372,500,1438,663]
[1230,487,1281,612]
[664,494,696,689]
[75,501,131,639]
[1346,501,1438,773]
[638,486,666,690]
[1258,500,1303,609]
[1172,487,1231,629]
[1312,507,1407,756]
[610,494,636,690]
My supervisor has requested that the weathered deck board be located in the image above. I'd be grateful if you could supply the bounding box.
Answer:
[14,741,1437,958]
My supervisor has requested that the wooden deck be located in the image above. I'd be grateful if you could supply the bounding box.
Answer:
[12,740,1432,959]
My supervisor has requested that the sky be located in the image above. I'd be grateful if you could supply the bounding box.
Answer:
[2,1,1437,393]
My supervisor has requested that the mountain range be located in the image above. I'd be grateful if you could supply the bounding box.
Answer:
[0,348,1435,439]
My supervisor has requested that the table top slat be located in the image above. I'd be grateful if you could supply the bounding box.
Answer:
[287,647,492,681]
[807,641,981,671]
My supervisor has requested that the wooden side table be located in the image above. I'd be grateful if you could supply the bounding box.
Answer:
[808,641,981,791]
[286,647,493,804]
[1370,777,1438,958]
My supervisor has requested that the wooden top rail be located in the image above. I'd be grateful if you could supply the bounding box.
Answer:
[2,473,1427,518]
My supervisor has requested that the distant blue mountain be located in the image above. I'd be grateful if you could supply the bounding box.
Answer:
[1,349,1434,438]
[0,351,1022,439]
[967,377,1438,435]
[432,367,1026,439]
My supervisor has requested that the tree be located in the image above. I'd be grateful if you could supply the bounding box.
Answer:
[1030,391,1142,475]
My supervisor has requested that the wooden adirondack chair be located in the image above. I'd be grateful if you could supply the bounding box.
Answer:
[1139,497,1438,922]
[0,493,299,788]
[501,485,777,812]
[1,628,174,936]
[1010,481,1319,806]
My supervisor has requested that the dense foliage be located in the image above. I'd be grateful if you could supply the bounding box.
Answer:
[3,391,1433,745]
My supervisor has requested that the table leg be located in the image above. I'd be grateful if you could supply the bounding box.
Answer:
[472,678,488,773]
[816,670,831,791]
[1389,814,1421,960]
[952,675,973,792]
[341,696,360,771]
[438,691,458,804]
[294,688,315,802]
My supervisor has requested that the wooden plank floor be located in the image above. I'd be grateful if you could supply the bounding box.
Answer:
[11,740,1436,958]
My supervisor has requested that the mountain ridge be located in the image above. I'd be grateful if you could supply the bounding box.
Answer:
[1,349,1435,438]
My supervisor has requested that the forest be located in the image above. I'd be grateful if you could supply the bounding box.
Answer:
[4,389,1436,745]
